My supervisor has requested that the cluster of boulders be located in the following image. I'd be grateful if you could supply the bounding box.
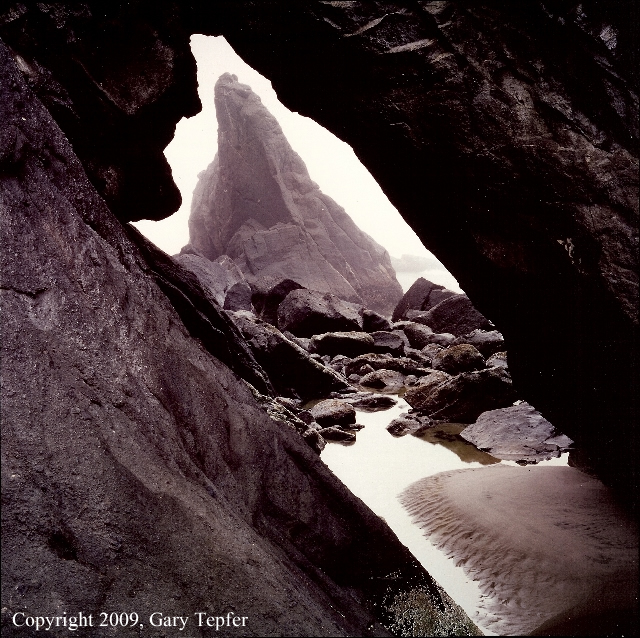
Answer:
[175,260,573,462]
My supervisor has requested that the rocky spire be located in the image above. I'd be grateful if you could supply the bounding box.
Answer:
[184,72,403,315]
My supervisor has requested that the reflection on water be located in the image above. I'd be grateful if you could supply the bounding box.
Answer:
[320,395,568,636]
[414,423,501,466]
[320,398,494,633]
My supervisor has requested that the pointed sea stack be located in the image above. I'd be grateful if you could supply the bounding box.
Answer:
[185,73,403,316]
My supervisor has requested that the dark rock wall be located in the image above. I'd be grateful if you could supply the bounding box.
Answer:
[0,2,199,222]
[187,73,403,315]
[0,0,637,596]
[0,41,467,636]
[4,4,636,492]
[198,1,638,497]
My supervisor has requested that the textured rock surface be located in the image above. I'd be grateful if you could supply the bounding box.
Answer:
[318,427,357,442]
[250,276,304,325]
[174,252,246,307]
[209,1,638,495]
[419,295,493,337]
[185,73,403,315]
[454,330,505,358]
[345,393,398,411]
[487,351,509,369]
[371,331,406,356]
[432,344,486,375]
[402,322,435,349]
[404,368,517,423]
[0,2,199,222]
[230,313,349,400]
[363,308,393,332]
[461,403,574,463]
[360,369,406,392]
[0,42,467,636]
[387,414,433,437]
[310,399,357,427]
[277,289,364,338]
[393,278,457,322]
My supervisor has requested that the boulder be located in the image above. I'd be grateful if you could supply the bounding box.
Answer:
[344,360,376,378]
[402,322,435,349]
[223,281,254,312]
[277,289,363,337]
[487,351,509,369]
[420,344,445,364]
[310,331,375,358]
[250,277,305,325]
[318,427,356,442]
[403,347,433,368]
[404,368,517,423]
[360,369,405,391]
[310,399,357,427]
[454,329,505,358]
[432,344,486,375]
[404,371,454,408]
[391,329,411,349]
[231,313,349,400]
[392,277,457,321]
[461,403,574,463]
[370,331,406,356]
[186,73,403,315]
[174,253,248,308]
[344,393,398,411]
[344,353,430,378]
[387,414,433,437]
[362,309,392,332]
[419,295,493,337]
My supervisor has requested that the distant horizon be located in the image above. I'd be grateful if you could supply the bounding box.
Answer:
[133,35,462,294]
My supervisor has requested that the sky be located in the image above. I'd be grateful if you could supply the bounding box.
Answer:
[133,35,461,293]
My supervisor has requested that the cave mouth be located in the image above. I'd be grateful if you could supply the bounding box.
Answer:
[132,34,461,294]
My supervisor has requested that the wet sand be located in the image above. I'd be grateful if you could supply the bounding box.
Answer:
[400,465,638,636]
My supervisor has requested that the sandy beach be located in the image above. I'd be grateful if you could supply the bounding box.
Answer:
[400,465,638,636]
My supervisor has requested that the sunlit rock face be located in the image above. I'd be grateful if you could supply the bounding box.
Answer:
[185,73,403,316]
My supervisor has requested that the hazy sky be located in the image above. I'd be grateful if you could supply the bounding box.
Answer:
[133,35,461,293]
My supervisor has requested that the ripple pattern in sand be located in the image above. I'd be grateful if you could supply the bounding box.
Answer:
[400,465,638,635]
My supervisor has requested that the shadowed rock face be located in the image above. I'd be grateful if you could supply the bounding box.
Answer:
[185,73,403,315]
[1,42,474,636]
[3,3,637,496]
[0,2,200,222]
[207,2,638,499]
[1,9,638,632]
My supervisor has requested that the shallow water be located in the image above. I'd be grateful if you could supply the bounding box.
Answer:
[320,396,568,636]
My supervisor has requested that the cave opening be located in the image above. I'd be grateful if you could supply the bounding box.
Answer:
[132,34,461,294]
